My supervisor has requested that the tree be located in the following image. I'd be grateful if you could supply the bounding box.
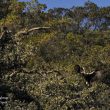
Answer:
[84,1,100,30]
[0,0,25,31]
[98,7,110,30]
[0,0,11,19]
[70,6,86,33]
[24,0,47,27]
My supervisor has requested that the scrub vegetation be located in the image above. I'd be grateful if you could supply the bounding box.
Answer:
[0,0,110,109]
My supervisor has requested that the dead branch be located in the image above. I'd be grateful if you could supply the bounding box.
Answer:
[14,27,50,37]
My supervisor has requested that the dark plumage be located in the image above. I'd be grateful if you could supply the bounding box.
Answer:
[74,65,102,85]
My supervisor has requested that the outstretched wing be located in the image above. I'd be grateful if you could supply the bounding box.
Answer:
[86,71,95,75]
[94,70,102,79]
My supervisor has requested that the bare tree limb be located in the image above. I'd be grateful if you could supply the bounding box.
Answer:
[14,27,50,37]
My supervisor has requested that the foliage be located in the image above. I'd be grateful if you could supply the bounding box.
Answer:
[0,0,110,110]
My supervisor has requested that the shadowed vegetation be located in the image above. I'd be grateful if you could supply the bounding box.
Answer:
[0,0,110,110]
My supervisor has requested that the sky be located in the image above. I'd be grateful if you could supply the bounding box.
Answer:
[19,0,110,9]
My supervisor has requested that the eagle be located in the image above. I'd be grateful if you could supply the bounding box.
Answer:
[74,65,103,85]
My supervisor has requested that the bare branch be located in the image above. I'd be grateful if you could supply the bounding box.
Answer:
[14,27,50,37]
